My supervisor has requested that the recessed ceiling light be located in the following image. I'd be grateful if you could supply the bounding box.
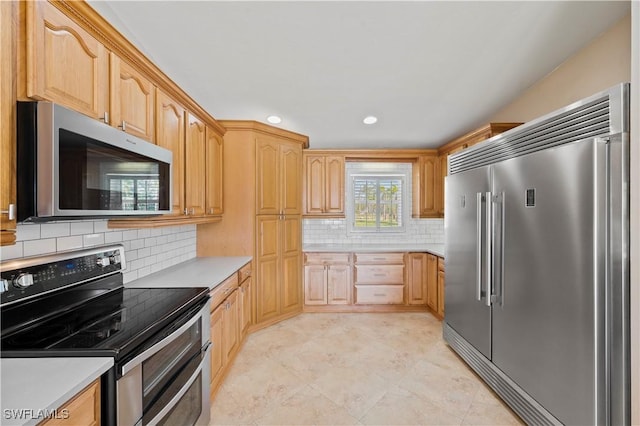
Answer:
[363,116,378,125]
[266,115,282,124]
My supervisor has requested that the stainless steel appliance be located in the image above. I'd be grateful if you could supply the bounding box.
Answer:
[16,101,172,221]
[0,245,210,426]
[443,83,630,425]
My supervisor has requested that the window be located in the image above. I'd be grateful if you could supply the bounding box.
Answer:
[349,173,405,233]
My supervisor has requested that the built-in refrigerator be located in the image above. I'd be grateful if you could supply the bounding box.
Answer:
[443,83,630,425]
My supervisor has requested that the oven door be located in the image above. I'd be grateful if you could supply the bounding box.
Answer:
[117,301,211,426]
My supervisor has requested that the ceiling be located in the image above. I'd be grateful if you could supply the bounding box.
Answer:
[88,1,630,149]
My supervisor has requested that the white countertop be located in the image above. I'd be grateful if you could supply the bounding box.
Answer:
[0,357,113,426]
[303,243,445,257]
[126,256,253,290]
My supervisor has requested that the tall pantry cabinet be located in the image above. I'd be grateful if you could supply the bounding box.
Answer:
[197,121,308,329]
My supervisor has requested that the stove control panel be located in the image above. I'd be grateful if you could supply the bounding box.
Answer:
[0,244,126,306]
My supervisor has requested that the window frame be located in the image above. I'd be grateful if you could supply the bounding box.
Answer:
[347,171,407,234]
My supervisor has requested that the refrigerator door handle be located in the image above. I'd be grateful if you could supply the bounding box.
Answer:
[485,191,493,307]
[476,192,483,302]
[491,192,506,306]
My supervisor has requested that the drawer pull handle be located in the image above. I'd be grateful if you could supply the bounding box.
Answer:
[374,293,386,297]
[373,257,386,261]
[374,273,386,277]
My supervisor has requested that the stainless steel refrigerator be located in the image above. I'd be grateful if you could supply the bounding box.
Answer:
[443,83,630,426]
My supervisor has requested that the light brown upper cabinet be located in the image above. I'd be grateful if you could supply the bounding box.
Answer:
[24,1,109,122]
[436,123,522,217]
[412,153,440,218]
[155,89,186,216]
[205,129,224,216]
[185,113,206,216]
[256,140,302,215]
[110,54,155,141]
[1,1,17,246]
[303,154,345,217]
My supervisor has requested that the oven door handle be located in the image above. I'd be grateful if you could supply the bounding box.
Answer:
[140,343,211,426]
[121,301,206,375]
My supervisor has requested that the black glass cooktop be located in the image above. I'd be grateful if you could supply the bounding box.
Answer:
[1,278,208,361]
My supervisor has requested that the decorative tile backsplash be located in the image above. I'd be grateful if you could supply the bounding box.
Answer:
[0,220,197,284]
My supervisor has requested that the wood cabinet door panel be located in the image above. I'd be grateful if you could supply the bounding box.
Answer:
[155,89,185,215]
[1,1,16,243]
[222,290,239,363]
[304,265,327,305]
[110,55,154,141]
[437,269,445,316]
[325,156,344,214]
[205,129,224,215]
[327,265,351,305]
[27,1,108,120]
[305,156,325,214]
[355,285,404,305]
[355,265,404,285]
[281,143,302,215]
[420,156,438,217]
[209,304,224,387]
[256,140,280,214]
[407,253,427,305]
[40,379,100,426]
[426,254,438,311]
[256,256,279,323]
[281,251,302,313]
[185,113,206,215]
[257,216,279,258]
[240,277,252,336]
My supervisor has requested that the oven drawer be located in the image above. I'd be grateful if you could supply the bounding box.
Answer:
[355,285,404,304]
[210,274,239,310]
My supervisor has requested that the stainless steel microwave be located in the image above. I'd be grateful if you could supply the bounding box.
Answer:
[17,102,172,222]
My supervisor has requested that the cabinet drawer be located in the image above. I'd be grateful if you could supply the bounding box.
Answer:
[355,285,404,304]
[437,257,445,272]
[354,265,404,285]
[210,273,239,310]
[305,252,350,265]
[354,253,404,264]
[239,262,252,282]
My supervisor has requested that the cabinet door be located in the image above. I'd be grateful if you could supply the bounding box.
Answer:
[40,379,100,426]
[110,54,155,141]
[325,156,345,214]
[281,216,302,314]
[209,304,224,388]
[255,216,280,323]
[437,269,445,316]
[280,143,302,215]
[407,253,428,305]
[304,265,327,305]
[256,139,280,215]
[205,128,224,216]
[327,264,351,305]
[155,89,185,216]
[304,155,325,215]
[185,113,206,215]
[239,277,252,337]
[426,254,438,312]
[1,1,16,245]
[437,155,447,216]
[222,290,239,363]
[26,1,108,121]
[420,156,439,217]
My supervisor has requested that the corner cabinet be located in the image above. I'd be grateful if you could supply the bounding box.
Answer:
[303,154,345,217]
[1,1,17,246]
[197,121,308,331]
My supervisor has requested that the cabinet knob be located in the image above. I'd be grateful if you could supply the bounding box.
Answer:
[183,208,189,216]
[118,120,127,131]
[101,112,109,124]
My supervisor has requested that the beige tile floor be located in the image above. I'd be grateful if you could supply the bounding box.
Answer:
[210,312,523,425]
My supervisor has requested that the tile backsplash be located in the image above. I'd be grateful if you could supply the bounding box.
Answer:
[303,217,444,245]
[0,220,197,283]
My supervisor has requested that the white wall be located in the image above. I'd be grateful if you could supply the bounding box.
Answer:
[0,220,197,283]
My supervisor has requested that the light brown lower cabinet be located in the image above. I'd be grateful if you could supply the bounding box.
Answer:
[209,261,252,397]
[304,253,351,305]
[354,252,404,305]
[40,379,100,426]
[437,257,445,317]
[425,254,439,312]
